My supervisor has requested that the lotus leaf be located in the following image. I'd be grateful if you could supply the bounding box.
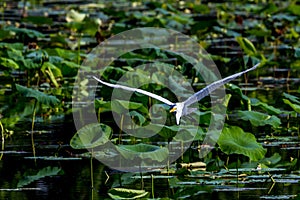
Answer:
[70,123,112,149]
[283,93,300,104]
[17,166,62,188]
[95,99,149,116]
[41,62,63,88]
[236,36,257,56]
[0,57,19,69]
[108,188,149,200]
[283,99,300,113]
[237,110,281,128]
[218,126,266,161]
[5,26,45,39]
[250,98,282,115]
[16,84,60,107]
[116,143,169,162]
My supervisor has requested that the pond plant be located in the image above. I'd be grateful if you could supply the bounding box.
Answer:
[15,84,60,160]
[70,122,112,190]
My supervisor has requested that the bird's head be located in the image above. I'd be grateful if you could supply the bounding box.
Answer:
[170,102,184,125]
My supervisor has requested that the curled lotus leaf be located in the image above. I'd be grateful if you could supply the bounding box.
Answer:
[70,123,112,149]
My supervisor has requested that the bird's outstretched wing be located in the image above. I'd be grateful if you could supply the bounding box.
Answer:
[93,76,175,106]
[183,63,260,106]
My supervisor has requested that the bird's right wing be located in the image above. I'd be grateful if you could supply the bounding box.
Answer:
[184,63,260,106]
[93,76,175,106]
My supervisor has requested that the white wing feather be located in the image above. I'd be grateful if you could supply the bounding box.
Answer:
[93,76,175,106]
[183,63,260,106]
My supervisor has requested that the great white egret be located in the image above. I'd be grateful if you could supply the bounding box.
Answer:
[93,63,260,125]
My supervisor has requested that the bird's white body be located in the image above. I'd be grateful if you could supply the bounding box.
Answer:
[93,63,260,125]
[174,102,185,125]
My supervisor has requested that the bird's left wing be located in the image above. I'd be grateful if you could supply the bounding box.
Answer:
[183,63,260,106]
[93,76,175,106]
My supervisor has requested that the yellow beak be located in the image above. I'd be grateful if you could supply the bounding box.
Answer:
[170,107,177,113]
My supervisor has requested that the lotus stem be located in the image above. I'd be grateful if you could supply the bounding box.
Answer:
[31,100,37,163]
[297,120,299,137]
[0,121,4,160]
[90,149,94,189]
[247,98,251,111]
[119,114,124,144]
[287,114,290,132]
[77,33,82,65]
[97,108,101,123]
[139,165,144,190]
[236,155,239,199]
[104,171,109,184]
[151,174,154,199]
[267,172,276,194]
[226,156,229,167]
[181,140,184,161]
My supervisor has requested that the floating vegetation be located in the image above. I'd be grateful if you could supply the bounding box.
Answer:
[108,188,149,200]
[24,156,82,160]
[17,166,63,188]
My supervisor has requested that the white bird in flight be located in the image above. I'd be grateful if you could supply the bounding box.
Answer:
[93,63,260,125]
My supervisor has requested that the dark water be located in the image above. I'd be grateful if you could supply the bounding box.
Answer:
[0,118,110,200]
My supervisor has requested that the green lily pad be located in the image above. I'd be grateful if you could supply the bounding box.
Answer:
[129,110,147,125]
[0,57,19,69]
[108,188,149,200]
[227,83,249,101]
[145,123,178,139]
[5,26,45,39]
[111,100,149,114]
[173,126,204,142]
[116,143,169,162]
[135,122,181,138]
[17,167,62,188]
[260,153,281,166]
[41,62,62,88]
[21,16,53,25]
[95,99,149,115]
[236,36,257,56]
[58,60,81,77]
[70,123,112,149]
[15,84,60,106]
[237,110,281,128]
[283,93,300,104]
[250,98,282,115]
[283,99,300,113]
[79,150,118,159]
[218,126,266,161]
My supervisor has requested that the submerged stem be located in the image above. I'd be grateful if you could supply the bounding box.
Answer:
[236,155,239,199]
[140,165,144,190]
